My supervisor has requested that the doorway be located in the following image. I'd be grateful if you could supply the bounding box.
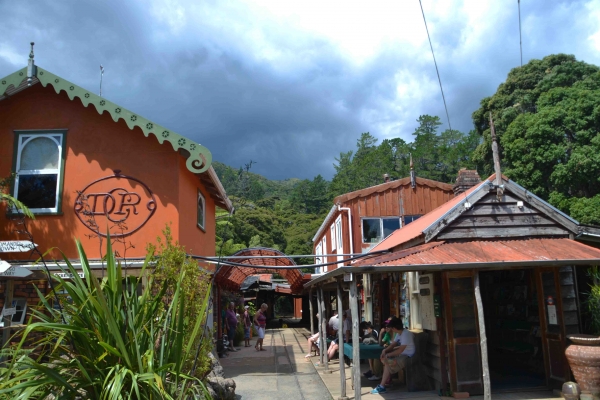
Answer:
[479,269,546,390]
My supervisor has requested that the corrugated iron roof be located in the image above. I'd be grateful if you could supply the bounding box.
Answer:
[214,247,308,294]
[356,238,600,267]
[368,178,490,253]
[333,176,453,204]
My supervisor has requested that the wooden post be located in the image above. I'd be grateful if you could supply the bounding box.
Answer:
[1,280,14,352]
[350,275,361,400]
[474,271,491,400]
[320,287,329,371]
[309,287,314,334]
[489,112,504,198]
[364,273,372,323]
[337,280,348,399]
[317,287,324,366]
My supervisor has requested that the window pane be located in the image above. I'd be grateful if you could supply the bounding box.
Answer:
[404,215,422,225]
[382,218,400,238]
[20,137,60,170]
[362,218,381,243]
[17,174,58,209]
[197,193,205,228]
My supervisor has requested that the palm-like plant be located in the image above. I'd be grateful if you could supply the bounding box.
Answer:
[0,237,211,399]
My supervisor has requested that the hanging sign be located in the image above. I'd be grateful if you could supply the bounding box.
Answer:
[74,171,157,238]
[2,307,16,317]
[343,273,353,282]
[0,240,36,253]
[54,272,85,279]
[0,265,33,278]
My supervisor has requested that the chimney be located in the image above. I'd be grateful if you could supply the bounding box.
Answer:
[453,169,481,196]
[383,173,390,183]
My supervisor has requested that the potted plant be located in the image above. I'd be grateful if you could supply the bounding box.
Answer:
[566,266,600,396]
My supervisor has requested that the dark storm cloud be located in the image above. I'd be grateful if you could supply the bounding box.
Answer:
[1,0,599,180]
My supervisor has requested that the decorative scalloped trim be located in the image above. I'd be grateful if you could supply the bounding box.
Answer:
[0,67,28,95]
[1,66,212,173]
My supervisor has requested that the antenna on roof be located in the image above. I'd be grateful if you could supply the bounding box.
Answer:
[27,42,35,87]
[99,65,104,97]
[410,153,416,189]
[489,112,504,199]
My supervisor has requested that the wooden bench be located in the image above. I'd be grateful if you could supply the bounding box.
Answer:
[400,331,431,392]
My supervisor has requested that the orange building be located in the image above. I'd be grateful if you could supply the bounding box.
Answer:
[0,47,232,315]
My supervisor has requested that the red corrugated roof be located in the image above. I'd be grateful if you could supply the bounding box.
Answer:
[368,178,489,253]
[356,238,600,267]
[214,248,308,294]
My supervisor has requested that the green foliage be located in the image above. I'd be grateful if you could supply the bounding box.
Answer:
[0,235,211,399]
[0,174,34,219]
[586,267,600,335]
[146,225,214,378]
[471,54,600,223]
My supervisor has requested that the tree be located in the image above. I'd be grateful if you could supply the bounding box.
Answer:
[471,54,600,223]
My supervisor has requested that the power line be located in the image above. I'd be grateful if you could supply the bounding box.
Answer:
[418,0,452,132]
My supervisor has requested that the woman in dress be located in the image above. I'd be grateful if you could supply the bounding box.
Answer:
[243,305,252,347]
[225,302,238,352]
[253,303,268,351]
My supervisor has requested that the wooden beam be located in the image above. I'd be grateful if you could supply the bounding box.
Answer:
[321,287,329,371]
[337,280,348,399]
[317,288,324,365]
[349,276,361,400]
[1,280,14,354]
[436,225,569,240]
[474,272,491,400]
[309,287,314,335]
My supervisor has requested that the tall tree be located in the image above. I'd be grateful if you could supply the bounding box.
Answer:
[471,54,600,223]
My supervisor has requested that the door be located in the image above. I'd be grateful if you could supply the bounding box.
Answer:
[536,267,569,389]
[443,270,483,395]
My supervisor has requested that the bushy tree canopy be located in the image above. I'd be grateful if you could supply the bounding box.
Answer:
[472,54,600,223]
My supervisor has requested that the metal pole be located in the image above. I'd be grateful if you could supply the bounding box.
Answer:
[474,272,491,400]
[350,276,361,400]
[1,280,14,356]
[337,280,348,399]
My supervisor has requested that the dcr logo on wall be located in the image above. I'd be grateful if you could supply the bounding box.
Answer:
[74,171,157,237]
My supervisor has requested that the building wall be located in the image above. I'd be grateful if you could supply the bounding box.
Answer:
[0,83,214,262]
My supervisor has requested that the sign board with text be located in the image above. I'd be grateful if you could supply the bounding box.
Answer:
[0,265,33,278]
[0,241,36,253]
[2,308,16,317]
[54,272,85,279]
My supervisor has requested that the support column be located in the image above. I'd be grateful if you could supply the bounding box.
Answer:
[364,273,372,323]
[1,280,14,355]
[317,287,325,366]
[309,287,315,334]
[474,272,490,400]
[350,276,361,400]
[319,286,329,371]
[337,279,348,399]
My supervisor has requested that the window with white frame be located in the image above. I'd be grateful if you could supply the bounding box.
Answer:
[315,242,323,274]
[197,190,206,230]
[361,217,401,244]
[330,224,336,251]
[335,216,343,259]
[14,132,65,214]
[321,236,327,272]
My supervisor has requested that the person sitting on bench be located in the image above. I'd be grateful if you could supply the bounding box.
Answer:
[370,317,415,394]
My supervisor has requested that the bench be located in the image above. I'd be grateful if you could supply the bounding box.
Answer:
[399,331,431,392]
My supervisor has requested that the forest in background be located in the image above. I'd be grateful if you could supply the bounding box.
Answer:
[214,54,600,267]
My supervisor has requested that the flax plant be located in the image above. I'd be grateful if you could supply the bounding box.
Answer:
[0,237,211,399]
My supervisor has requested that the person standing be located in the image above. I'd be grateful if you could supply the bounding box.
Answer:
[253,303,268,351]
[243,305,252,347]
[225,302,238,352]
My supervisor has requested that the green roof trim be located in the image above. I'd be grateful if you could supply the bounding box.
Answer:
[0,66,212,174]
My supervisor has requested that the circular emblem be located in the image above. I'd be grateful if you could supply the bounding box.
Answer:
[162,131,169,138]
[131,115,137,121]
[100,100,106,106]
[73,173,157,238]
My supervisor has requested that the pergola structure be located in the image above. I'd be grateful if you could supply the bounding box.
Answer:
[213,247,310,339]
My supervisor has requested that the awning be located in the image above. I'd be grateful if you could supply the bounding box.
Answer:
[304,238,600,288]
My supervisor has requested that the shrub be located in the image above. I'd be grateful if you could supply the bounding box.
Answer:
[0,235,211,399]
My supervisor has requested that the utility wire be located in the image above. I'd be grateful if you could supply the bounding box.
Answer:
[418,0,452,132]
